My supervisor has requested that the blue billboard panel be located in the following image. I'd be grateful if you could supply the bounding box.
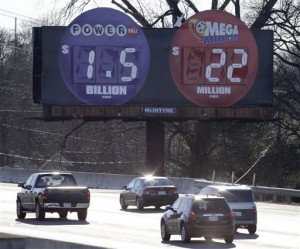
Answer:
[58,8,150,105]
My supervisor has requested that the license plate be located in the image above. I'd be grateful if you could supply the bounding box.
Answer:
[209,216,218,221]
[158,191,166,195]
[63,203,71,208]
[234,212,242,217]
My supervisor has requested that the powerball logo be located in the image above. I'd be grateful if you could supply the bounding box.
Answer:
[188,18,239,44]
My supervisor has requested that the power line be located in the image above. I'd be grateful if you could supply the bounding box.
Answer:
[0,8,40,24]
[0,123,109,144]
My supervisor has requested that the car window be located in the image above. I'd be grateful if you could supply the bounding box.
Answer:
[134,179,142,188]
[144,178,173,187]
[171,198,183,211]
[181,198,193,212]
[218,190,254,202]
[200,188,210,196]
[177,199,186,213]
[127,179,136,188]
[193,199,231,212]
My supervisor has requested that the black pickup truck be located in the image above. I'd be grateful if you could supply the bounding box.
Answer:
[16,172,90,221]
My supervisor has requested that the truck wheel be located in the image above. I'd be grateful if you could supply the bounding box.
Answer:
[77,210,87,221]
[35,200,45,221]
[59,211,68,219]
[16,199,26,219]
[248,225,257,234]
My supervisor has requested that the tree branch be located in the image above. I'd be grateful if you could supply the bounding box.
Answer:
[250,0,279,29]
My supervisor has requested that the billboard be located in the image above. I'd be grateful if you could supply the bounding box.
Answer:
[32,8,273,120]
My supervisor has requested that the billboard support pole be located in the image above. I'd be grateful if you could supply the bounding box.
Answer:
[146,120,165,176]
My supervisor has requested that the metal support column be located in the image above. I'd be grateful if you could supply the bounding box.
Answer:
[146,120,164,176]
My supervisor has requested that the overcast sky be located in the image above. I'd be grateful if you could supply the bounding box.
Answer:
[0,0,213,30]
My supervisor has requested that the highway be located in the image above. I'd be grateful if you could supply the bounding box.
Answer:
[0,183,299,249]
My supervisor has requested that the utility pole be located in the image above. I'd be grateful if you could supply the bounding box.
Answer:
[14,17,17,60]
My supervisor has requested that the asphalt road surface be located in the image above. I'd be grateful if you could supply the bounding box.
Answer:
[0,183,299,249]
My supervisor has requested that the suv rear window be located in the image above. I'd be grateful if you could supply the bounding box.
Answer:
[192,199,231,213]
[218,190,254,202]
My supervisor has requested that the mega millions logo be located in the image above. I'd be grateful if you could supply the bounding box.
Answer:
[188,18,239,45]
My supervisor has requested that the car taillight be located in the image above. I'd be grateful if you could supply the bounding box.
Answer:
[144,189,155,195]
[43,189,49,201]
[188,211,197,222]
[252,206,257,215]
[86,190,90,200]
[168,188,178,194]
[229,211,235,222]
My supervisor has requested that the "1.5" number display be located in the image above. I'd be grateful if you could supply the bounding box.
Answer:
[72,46,139,84]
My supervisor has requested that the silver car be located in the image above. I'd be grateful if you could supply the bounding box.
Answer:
[199,185,257,234]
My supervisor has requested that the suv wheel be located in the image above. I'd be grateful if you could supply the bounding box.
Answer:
[224,234,234,243]
[180,223,191,243]
[136,197,143,210]
[120,196,128,210]
[247,225,257,234]
[160,221,171,241]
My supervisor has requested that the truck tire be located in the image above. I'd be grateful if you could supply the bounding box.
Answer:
[248,225,257,234]
[16,199,26,219]
[35,200,45,221]
[77,209,87,221]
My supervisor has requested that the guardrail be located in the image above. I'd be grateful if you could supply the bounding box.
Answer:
[252,185,300,203]
[1,167,299,204]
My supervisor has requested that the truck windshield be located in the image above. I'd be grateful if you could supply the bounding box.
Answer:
[36,174,77,188]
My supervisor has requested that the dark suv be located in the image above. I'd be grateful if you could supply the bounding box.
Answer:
[160,195,235,243]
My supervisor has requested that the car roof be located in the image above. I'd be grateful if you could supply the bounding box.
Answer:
[183,194,227,201]
[135,176,170,180]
